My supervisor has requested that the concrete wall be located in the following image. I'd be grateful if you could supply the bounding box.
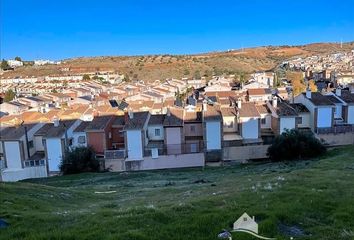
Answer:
[280,117,296,134]
[1,166,47,182]
[260,114,271,129]
[4,141,22,169]
[241,118,259,139]
[72,132,87,148]
[34,136,45,151]
[298,113,310,128]
[317,107,332,128]
[184,123,203,137]
[140,153,204,170]
[46,138,62,172]
[105,159,125,172]
[127,130,143,160]
[147,125,164,141]
[166,127,182,154]
[223,116,237,132]
[348,106,354,124]
[205,121,221,150]
[223,144,270,161]
[316,133,354,146]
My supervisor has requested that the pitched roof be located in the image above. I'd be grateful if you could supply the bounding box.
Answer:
[148,114,165,125]
[325,95,342,104]
[203,106,222,121]
[123,111,149,130]
[248,88,272,95]
[220,107,237,117]
[303,92,334,106]
[0,124,37,140]
[163,108,183,127]
[86,115,114,131]
[112,115,125,126]
[35,120,77,138]
[184,111,202,122]
[274,102,298,116]
[338,90,354,104]
[237,102,260,118]
[289,103,310,113]
[73,121,90,133]
[256,104,271,114]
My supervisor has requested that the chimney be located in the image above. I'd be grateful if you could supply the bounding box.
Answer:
[306,88,311,99]
[237,98,242,109]
[53,117,59,127]
[202,100,208,112]
[128,110,134,119]
[272,96,278,108]
[335,88,341,97]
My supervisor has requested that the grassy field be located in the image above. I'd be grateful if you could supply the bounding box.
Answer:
[1,146,354,240]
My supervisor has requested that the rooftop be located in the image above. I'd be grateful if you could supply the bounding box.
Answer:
[148,114,166,125]
[86,115,114,131]
[35,120,77,138]
[124,111,150,130]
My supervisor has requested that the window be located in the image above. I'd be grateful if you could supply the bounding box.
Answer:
[25,161,30,167]
[261,118,266,124]
[119,130,124,137]
[190,125,196,133]
[154,128,161,136]
[42,139,46,147]
[228,121,234,128]
[28,140,34,148]
[243,217,248,222]
[68,138,73,146]
[78,136,86,144]
[297,117,302,124]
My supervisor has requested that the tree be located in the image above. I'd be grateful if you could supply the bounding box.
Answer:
[14,56,22,61]
[4,89,16,102]
[60,147,100,175]
[267,129,326,161]
[183,69,190,76]
[193,70,201,79]
[123,74,130,82]
[287,71,306,96]
[1,59,9,70]
[308,80,317,92]
[82,74,91,80]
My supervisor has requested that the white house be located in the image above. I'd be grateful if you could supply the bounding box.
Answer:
[72,121,89,148]
[35,119,81,172]
[251,71,275,87]
[7,60,23,68]
[267,97,298,135]
[233,212,258,234]
[0,123,47,182]
[294,90,335,132]
[236,101,261,140]
[202,104,222,151]
[123,111,150,161]
[336,89,354,124]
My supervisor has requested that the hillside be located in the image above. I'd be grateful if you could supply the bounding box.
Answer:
[2,42,354,81]
[1,146,354,239]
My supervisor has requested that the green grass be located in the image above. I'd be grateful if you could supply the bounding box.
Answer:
[1,146,354,240]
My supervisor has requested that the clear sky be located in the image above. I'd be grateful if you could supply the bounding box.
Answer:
[1,0,354,60]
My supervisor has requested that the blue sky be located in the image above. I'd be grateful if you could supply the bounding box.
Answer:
[1,0,354,60]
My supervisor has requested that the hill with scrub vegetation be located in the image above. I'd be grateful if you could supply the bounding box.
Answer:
[0,146,354,239]
[2,42,354,82]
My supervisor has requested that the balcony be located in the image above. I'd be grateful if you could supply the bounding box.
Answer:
[24,152,46,168]
[144,142,204,157]
[104,149,126,160]
[315,125,354,134]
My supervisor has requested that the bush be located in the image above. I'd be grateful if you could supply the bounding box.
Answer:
[267,129,326,161]
[60,147,100,175]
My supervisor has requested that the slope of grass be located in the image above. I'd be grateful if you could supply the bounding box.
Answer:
[1,146,354,239]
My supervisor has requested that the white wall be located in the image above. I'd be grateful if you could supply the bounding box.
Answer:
[260,114,271,129]
[241,118,258,139]
[34,136,45,151]
[147,125,164,141]
[206,121,221,150]
[46,138,62,172]
[141,153,204,170]
[1,166,47,182]
[334,104,342,119]
[222,116,237,133]
[165,127,182,154]
[280,117,296,134]
[317,107,332,128]
[127,130,143,160]
[4,141,22,169]
[348,106,354,124]
[72,132,87,148]
[298,113,310,128]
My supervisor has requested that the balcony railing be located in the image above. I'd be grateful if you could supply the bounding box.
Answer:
[144,142,204,157]
[104,149,126,160]
[315,125,354,134]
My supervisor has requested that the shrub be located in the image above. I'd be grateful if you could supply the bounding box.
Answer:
[60,147,100,175]
[267,129,326,161]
